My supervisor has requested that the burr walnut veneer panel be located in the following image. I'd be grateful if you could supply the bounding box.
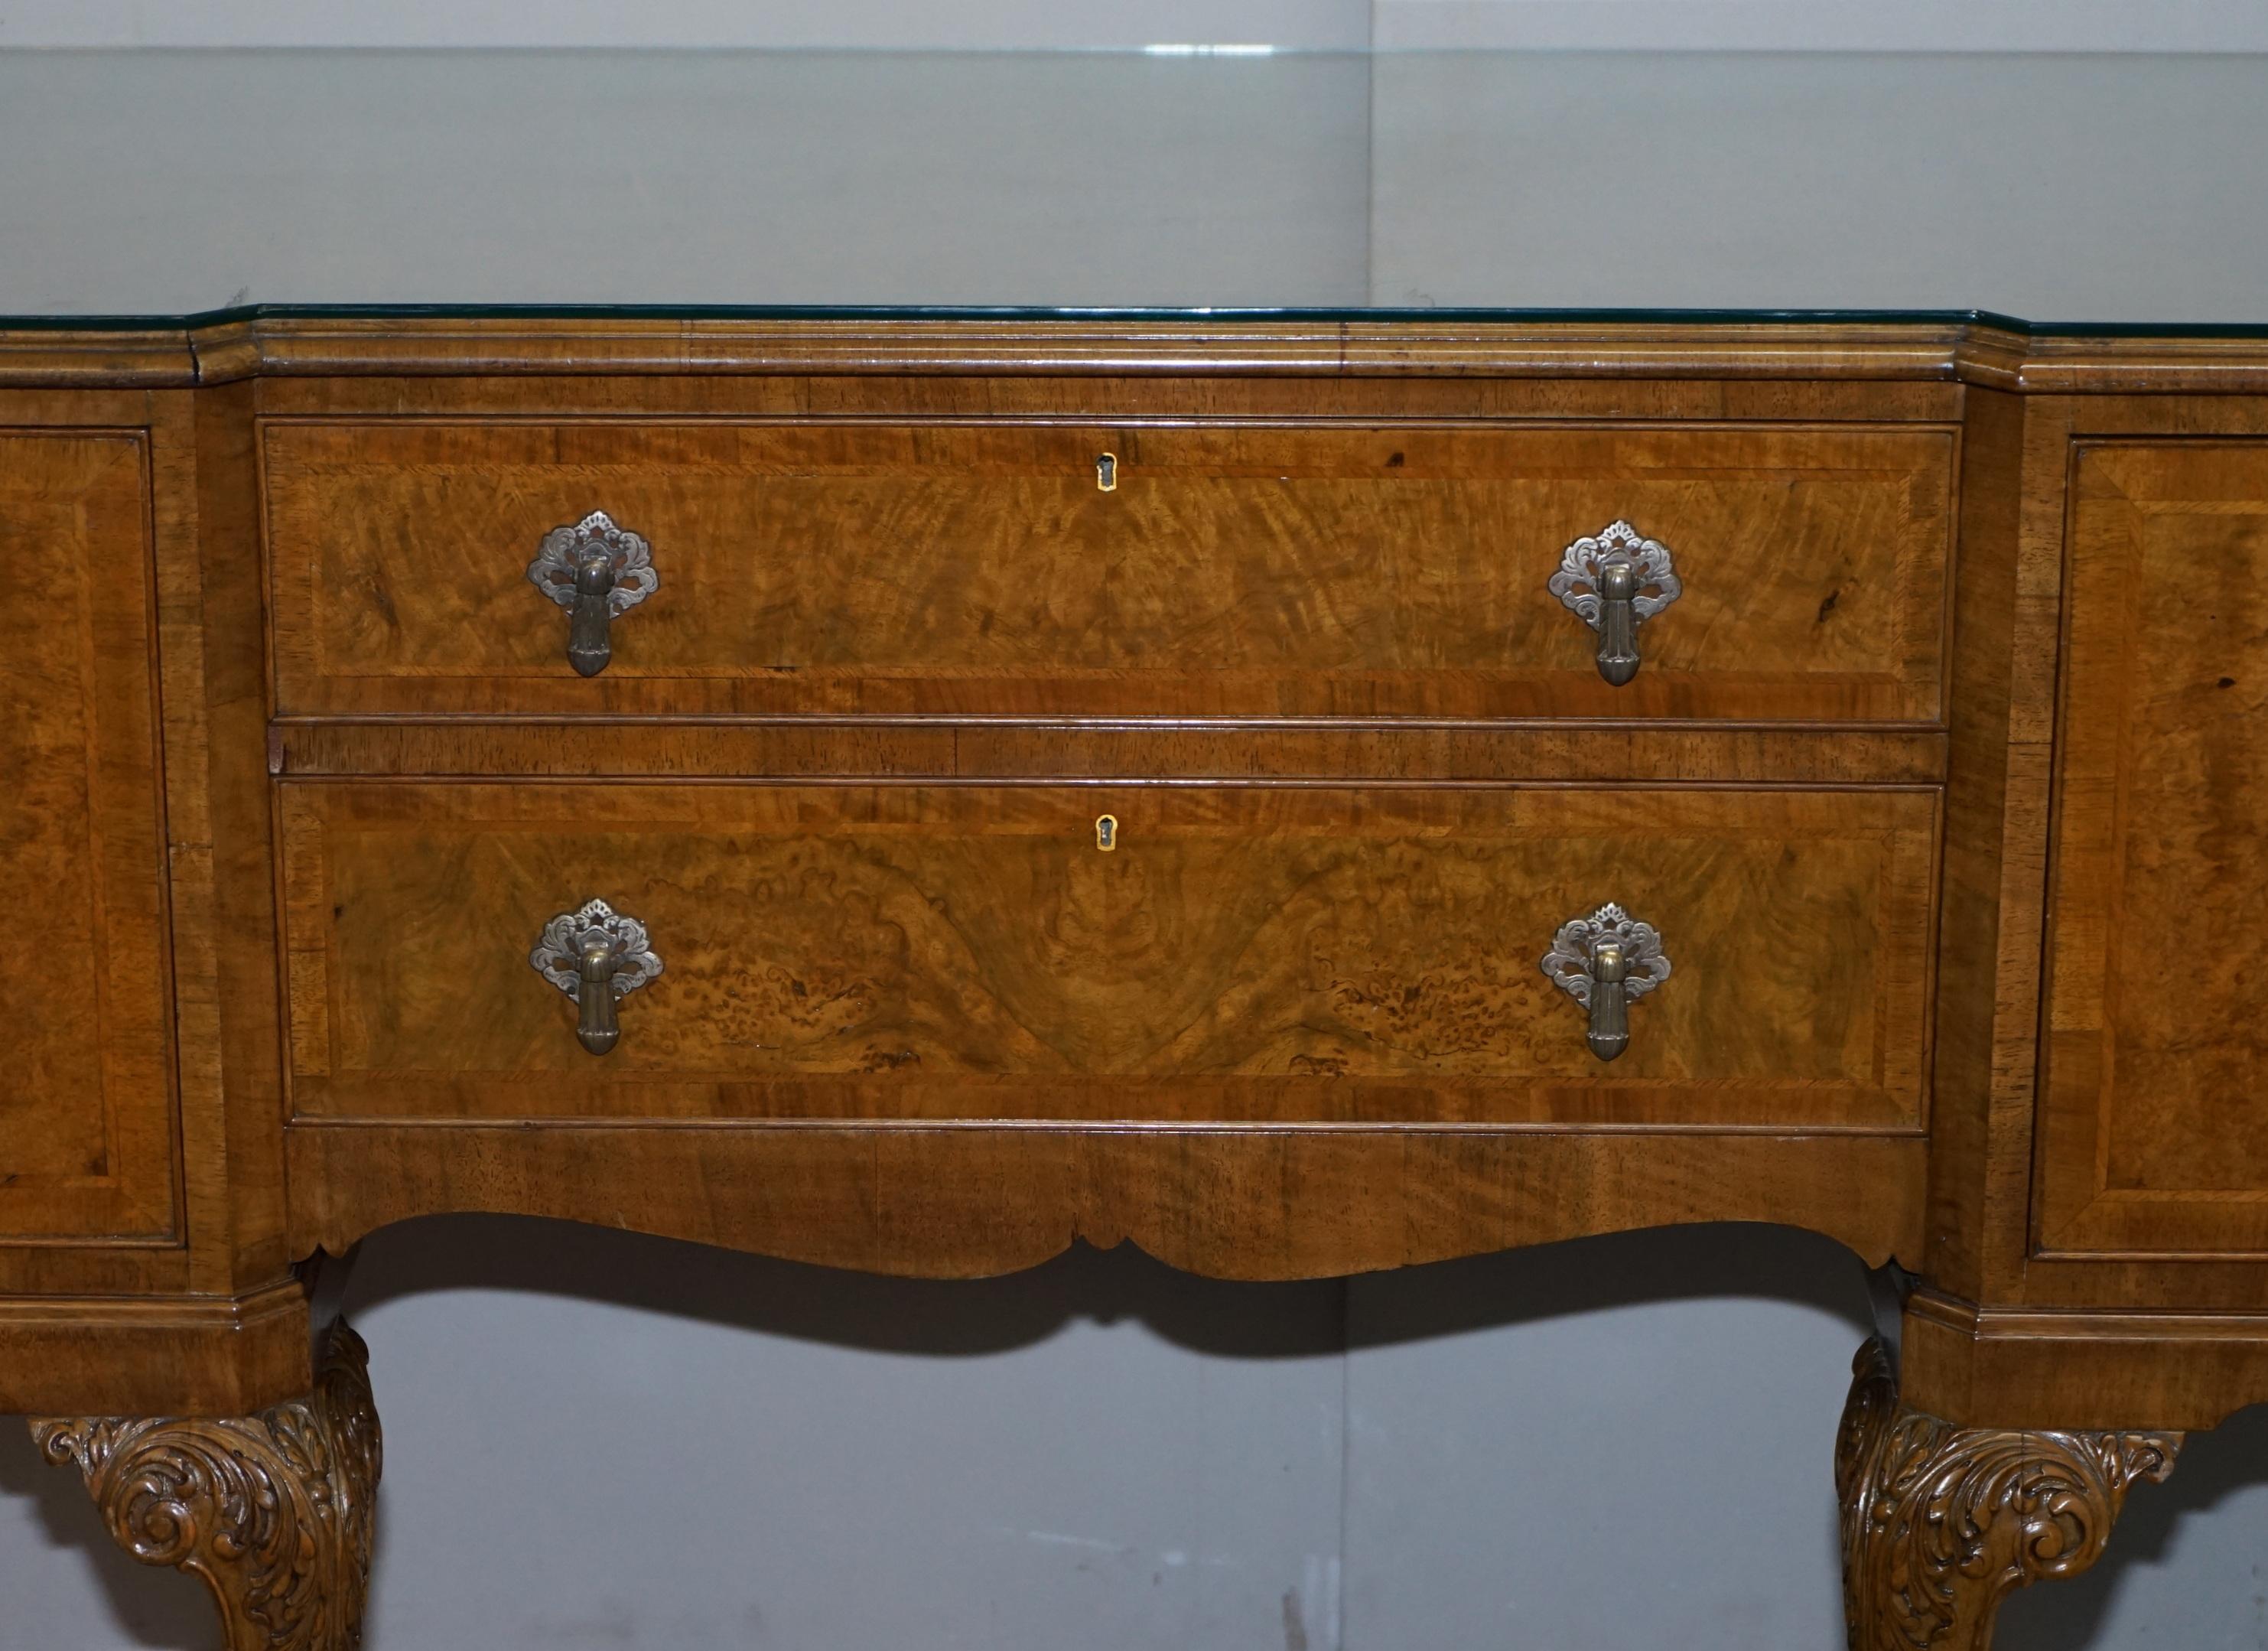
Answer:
[0,431,177,1242]
[262,420,1954,721]
[2037,441,2268,1258]
[278,782,1937,1130]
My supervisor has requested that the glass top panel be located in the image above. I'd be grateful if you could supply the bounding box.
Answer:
[3,48,2266,328]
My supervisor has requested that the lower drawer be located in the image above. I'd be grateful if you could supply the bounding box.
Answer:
[278,783,1937,1130]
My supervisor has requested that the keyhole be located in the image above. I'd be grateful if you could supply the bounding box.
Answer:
[1096,453,1118,492]
[1095,814,1118,852]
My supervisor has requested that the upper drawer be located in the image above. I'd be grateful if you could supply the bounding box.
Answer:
[264,419,1954,721]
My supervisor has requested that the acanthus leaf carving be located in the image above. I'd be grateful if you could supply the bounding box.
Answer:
[31,1320,381,1651]
[1836,1337,2179,1651]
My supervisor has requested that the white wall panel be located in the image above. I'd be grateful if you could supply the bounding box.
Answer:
[0,1,1370,50]
[0,51,1371,312]
[1375,0,2268,52]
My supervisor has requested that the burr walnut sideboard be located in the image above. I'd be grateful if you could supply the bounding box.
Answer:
[6,307,2268,1649]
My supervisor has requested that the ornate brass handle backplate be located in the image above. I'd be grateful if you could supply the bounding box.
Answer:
[1548,520,1682,685]
[1541,902,1672,1061]
[525,510,659,676]
[529,898,664,1055]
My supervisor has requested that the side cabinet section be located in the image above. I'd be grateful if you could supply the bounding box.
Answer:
[0,428,178,1242]
[2037,440,2268,1258]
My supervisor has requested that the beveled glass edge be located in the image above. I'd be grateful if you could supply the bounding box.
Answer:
[8,304,2268,339]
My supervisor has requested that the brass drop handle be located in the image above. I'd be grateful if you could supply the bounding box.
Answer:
[525,510,659,677]
[1583,937,1635,1060]
[1593,562,1642,687]
[567,550,617,678]
[529,899,664,1056]
[1548,520,1683,686]
[572,935,625,1053]
[1541,903,1672,1062]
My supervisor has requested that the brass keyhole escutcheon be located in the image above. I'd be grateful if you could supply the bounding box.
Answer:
[1095,814,1118,852]
[1096,452,1118,492]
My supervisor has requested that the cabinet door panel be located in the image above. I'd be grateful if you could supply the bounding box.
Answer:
[0,431,177,1242]
[2039,441,2268,1256]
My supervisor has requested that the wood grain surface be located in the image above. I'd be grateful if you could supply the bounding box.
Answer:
[285,1122,1928,1281]
[182,379,298,1293]
[249,371,1963,428]
[0,1280,309,1416]
[209,313,1999,383]
[278,782,1937,1131]
[0,430,178,1242]
[269,718,1949,786]
[1904,1289,2268,1431]
[2036,441,2268,1258]
[264,420,1954,721]
[1915,386,2035,1307]
[157,311,2268,395]
[11,314,2268,397]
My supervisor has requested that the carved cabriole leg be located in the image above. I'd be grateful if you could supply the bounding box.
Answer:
[1836,1337,2179,1650]
[30,1320,381,1651]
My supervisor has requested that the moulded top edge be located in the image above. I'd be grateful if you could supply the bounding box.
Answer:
[8,304,2268,338]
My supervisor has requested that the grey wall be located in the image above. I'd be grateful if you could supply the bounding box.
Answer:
[8,0,2268,50]
[5,1228,1877,1650]
[8,50,2268,320]
[8,1224,2268,1649]
[5,10,2268,1649]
